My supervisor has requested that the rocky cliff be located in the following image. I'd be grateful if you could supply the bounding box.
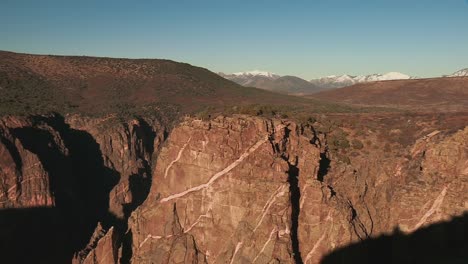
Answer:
[0,113,466,263]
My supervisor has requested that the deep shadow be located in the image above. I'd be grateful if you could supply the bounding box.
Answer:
[136,118,156,155]
[321,213,468,264]
[285,155,304,264]
[123,169,151,218]
[120,229,134,264]
[122,118,156,219]
[0,208,72,264]
[317,151,330,182]
[0,114,121,263]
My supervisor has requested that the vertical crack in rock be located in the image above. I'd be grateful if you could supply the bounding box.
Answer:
[347,200,370,241]
[120,229,133,264]
[270,123,305,263]
[123,118,159,219]
[327,185,337,198]
[364,202,374,237]
[317,150,331,182]
[284,155,304,264]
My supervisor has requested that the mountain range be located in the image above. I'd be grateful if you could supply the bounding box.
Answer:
[311,76,468,112]
[220,69,467,94]
[219,71,322,95]
[309,72,412,89]
[447,68,468,77]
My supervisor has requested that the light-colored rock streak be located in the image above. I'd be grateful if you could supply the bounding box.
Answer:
[164,136,192,178]
[304,211,334,264]
[299,186,307,209]
[138,234,173,248]
[412,186,448,231]
[252,228,277,263]
[304,232,327,264]
[229,242,243,264]
[183,211,211,234]
[160,136,268,203]
[253,184,288,232]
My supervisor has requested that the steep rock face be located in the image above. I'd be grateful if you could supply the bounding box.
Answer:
[66,115,167,219]
[126,116,467,264]
[0,114,167,263]
[0,117,64,208]
[0,114,466,263]
[128,116,321,263]
[64,115,167,263]
[298,126,468,264]
[68,117,166,263]
[388,128,468,231]
[73,223,120,264]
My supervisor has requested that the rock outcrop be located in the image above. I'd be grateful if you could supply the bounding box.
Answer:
[128,116,320,263]
[0,117,60,208]
[0,114,167,263]
[0,114,466,263]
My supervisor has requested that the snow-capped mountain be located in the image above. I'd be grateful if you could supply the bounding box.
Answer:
[220,68,467,93]
[310,75,356,89]
[219,70,321,94]
[310,72,412,89]
[230,70,280,78]
[219,70,280,87]
[448,68,468,77]
[220,70,415,94]
[354,72,411,82]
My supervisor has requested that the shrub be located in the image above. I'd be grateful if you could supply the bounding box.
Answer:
[329,129,350,150]
[351,139,364,149]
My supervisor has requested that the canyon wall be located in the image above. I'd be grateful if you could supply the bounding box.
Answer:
[0,114,466,263]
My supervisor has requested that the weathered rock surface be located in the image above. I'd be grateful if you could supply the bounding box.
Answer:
[0,114,166,263]
[128,116,319,263]
[73,223,120,264]
[297,126,468,264]
[66,115,166,219]
[126,115,467,264]
[0,117,59,208]
[0,113,466,263]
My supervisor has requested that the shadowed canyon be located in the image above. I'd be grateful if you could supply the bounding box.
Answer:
[0,52,467,263]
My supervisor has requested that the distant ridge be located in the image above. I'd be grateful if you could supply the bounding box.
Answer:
[311,77,468,112]
[448,68,468,77]
[231,70,280,78]
[0,51,356,116]
[220,70,414,94]
[310,72,413,89]
[219,71,323,94]
[0,51,309,116]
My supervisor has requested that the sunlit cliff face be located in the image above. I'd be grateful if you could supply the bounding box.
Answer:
[2,113,466,264]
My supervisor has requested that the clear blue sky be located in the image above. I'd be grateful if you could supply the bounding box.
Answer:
[1,0,467,79]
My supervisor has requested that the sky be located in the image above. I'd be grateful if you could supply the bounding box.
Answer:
[1,0,468,79]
